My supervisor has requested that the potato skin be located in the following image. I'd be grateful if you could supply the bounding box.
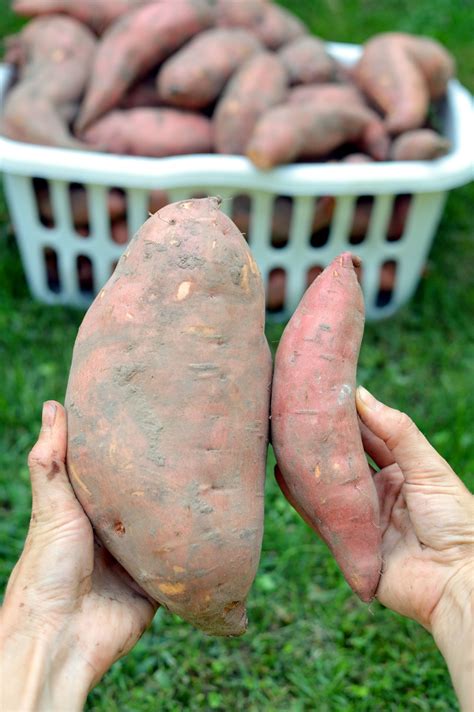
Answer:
[1,16,96,148]
[389,129,451,161]
[82,108,213,157]
[76,0,215,131]
[214,51,288,155]
[278,36,339,85]
[65,197,272,636]
[354,33,455,134]
[157,29,262,110]
[271,253,381,602]
[12,0,151,34]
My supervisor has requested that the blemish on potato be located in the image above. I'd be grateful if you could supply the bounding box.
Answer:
[177,281,191,300]
[338,383,352,404]
[126,312,134,320]
[240,264,250,292]
[173,565,185,573]
[314,464,321,479]
[47,461,61,480]
[131,491,145,497]
[114,520,126,536]
[159,582,186,595]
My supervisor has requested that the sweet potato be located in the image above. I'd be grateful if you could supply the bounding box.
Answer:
[1,16,96,148]
[271,252,381,601]
[215,0,268,29]
[389,129,451,160]
[251,4,307,49]
[76,0,215,131]
[35,184,126,226]
[65,196,272,636]
[288,82,366,107]
[278,37,339,85]
[354,32,455,134]
[82,108,213,157]
[110,219,129,245]
[11,0,152,34]
[246,103,389,168]
[156,29,262,110]
[214,51,288,155]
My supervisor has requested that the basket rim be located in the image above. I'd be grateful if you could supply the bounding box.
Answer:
[1,41,473,194]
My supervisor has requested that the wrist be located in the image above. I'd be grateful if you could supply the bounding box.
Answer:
[0,612,94,712]
[430,564,474,711]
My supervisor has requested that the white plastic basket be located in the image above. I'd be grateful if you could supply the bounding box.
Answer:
[0,43,472,320]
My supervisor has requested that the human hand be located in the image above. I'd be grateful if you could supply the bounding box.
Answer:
[356,386,473,709]
[0,401,158,711]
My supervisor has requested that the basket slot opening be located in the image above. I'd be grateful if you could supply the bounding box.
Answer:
[77,255,93,295]
[34,178,54,228]
[271,196,292,249]
[68,183,90,237]
[43,247,60,292]
[309,195,334,247]
[148,189,169,216]
[376,260,397,307]
[387,194,412,242]
[267,268,286,313]
[111,220,129,245]
[349,195,373,245]
[232,194,251,243]
[306,265,323,288]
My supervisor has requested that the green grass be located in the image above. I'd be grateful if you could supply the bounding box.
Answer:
[1,1,473,710]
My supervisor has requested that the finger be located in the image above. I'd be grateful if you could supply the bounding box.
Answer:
[356,386,462,489]
[359,417,395,469]
[373,464,404,533]
[27,401,82,511]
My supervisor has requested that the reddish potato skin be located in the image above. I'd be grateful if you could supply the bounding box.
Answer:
[389,129,451,161]
[65,197,272,636]
[354,33,455,134]
[12,0,152,34]
[252,4,307,49]
[278,37,339,85]
[76,0,215,131]
[288,82,366,107]
[246,103,388,168]
[82,108,213,157]
[214,52,288,155]
[271,253,381,601]
[157,29,262,110]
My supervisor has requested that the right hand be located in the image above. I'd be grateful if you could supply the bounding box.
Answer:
[357,386,473,709]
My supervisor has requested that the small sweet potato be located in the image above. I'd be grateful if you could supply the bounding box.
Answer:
[389,129,451,161]
[271,252,382,601]
[76,0,215,131]
[246,102,389,168]
[157,29,262,110]
[278,37,339,85]
[252,4,307,49]
[1,16,96,148]
[12,0,151,34]
[82,108,213,157]
[214,51,288,155]
[354,32,455,134]
[65,196,272,636]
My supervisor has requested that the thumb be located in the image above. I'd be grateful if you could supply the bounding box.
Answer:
[27,401,83,513]
[356,386,462,490]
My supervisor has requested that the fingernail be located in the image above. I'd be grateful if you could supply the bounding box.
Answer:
[357,386,379,410]
[42,401,57,427]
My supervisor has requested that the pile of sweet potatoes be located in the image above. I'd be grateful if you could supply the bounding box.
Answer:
[4,1,454,164]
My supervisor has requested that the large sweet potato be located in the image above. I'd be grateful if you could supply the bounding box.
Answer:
[271,253,381,601]
[76,0,215,131]
[278,37,339,85]
[246,102,389,168]
[65,197,272,636]
[353,32,455,134]
[157,29,262,109]
[214,51,288,155]
[1,16,96,148]
[82,108,213,157]
[12,0,152,34]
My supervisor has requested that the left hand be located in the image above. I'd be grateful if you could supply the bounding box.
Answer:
[0,401,158,710]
